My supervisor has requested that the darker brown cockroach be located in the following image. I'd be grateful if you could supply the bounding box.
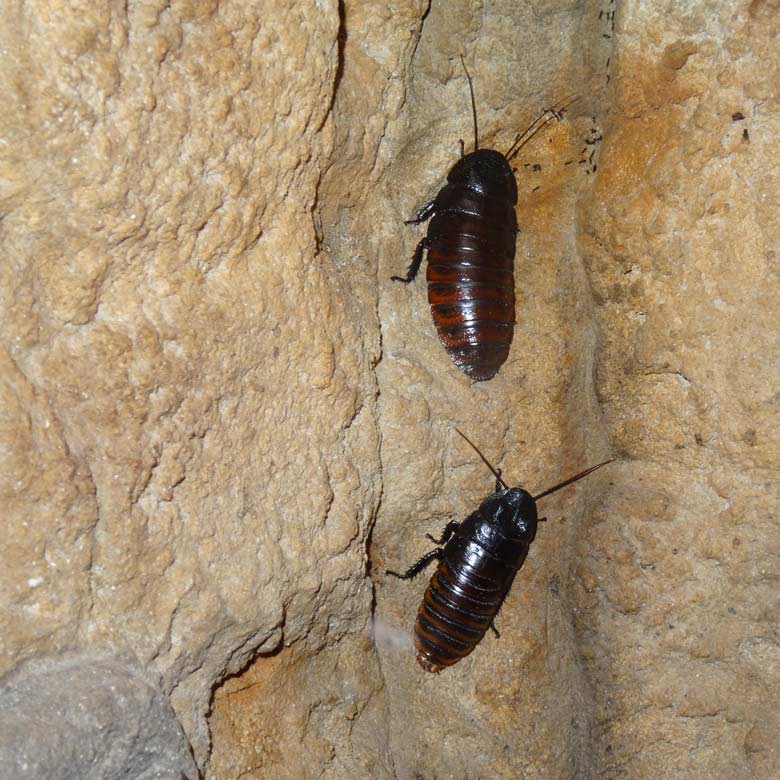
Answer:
[387,429,612,672]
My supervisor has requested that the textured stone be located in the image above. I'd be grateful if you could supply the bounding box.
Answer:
[0,0,382,771]
[575,1,780,778]
[0,652,198,779]
[209,634,392,779]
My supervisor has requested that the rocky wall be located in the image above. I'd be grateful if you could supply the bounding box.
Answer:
[0,0,385,773]
[576,1,780,777]
[0,1,778,779]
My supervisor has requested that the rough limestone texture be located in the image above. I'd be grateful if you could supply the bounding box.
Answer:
[575,1,780,778]
[1,0,779,779]
[0,652,198,779]
[209,633,389,779]
[0,0,384,773]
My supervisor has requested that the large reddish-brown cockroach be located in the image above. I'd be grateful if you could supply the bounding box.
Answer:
[387,429,612,673]
[392,58,574,381]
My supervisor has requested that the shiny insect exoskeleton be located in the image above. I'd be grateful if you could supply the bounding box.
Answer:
[392,58,572,381]
[387,429,612,673]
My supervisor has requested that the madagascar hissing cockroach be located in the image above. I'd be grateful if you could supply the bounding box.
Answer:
[392,58,575,381]
[387,429,612,673]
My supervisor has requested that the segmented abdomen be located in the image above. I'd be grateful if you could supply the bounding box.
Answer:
[413,555,507,673]
[426,194,517,381]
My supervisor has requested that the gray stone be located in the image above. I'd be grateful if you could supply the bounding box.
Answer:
[0,653,198,780]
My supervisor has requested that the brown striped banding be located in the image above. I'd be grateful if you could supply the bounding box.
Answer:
[413,559,504,671]
[424,194,517,380]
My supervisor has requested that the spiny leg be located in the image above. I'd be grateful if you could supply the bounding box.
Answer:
[425,520,459,546]
[386,548,442,580]
[403,199,436,226]
[489,600,504,638]
[391,236,430,284]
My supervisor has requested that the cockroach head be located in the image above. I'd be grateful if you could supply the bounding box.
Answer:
[503,487,538,539]
[447,149,518,201]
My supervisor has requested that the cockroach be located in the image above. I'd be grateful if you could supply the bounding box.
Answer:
[387,429,612,673]
[392,58,574,381]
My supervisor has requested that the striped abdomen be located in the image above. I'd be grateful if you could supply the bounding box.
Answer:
[413,511,533,673]
[414,555,506,672]
[426,184,517,381]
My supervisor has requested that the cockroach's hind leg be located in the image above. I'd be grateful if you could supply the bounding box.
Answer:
[391,237,430,283]
[386,548,442,580]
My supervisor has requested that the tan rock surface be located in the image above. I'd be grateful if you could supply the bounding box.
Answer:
[1,0,778,778]
[576,2,780,777]
[0,0,383,770]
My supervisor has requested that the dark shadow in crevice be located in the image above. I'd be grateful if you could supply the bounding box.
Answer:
[323,0,346,127]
